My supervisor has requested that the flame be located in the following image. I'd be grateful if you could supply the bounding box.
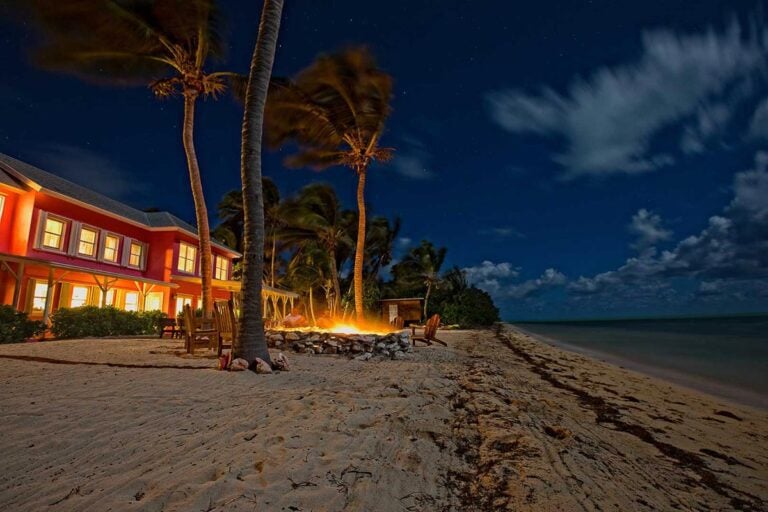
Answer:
[276,321,397,336]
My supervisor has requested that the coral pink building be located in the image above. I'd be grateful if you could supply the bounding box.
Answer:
[0,153,242,322]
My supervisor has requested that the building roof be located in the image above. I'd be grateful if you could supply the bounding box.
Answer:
[0,152,239,256]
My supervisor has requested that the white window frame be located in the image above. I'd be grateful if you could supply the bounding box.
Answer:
[32,281,49,311]
[75,224,99,259]
[175,295,193,316]
[100,232,121,265]
[70,285,90,308]
[177,242,197,274]
[124,291,139,312]
[37,212,68,253]
[214,255,229,280]
[122,237,147,270]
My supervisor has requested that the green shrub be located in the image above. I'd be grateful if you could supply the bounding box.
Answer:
[50,306,167,339]
[0,305,45,343]
[440,287,500,328]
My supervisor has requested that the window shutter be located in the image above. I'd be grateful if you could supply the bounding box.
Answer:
[33,211,47,249]
[68,222,81,255]
[121,237,132,266]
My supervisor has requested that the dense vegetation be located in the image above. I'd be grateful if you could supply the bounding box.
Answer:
[50,307,166,339]
[0,305,45,344]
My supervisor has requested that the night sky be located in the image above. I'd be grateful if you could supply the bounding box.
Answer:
[2,0,767,320]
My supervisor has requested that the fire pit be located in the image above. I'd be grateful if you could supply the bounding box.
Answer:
[265,325,412,360]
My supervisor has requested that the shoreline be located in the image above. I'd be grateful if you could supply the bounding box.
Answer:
[509,323,768,411]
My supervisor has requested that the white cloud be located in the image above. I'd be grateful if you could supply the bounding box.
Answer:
[680,102,732,154]
[487,20,767,177]
[397,237,412,247]
[463,260,519,295]
[391,137,435,180]
[628,208,672,250]
[505,268,567,299]
[479,226,525,238]
[731,151,768,218]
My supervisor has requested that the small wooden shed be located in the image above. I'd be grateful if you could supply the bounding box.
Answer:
[379,297,423,326]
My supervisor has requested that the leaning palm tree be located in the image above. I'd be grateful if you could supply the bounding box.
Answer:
[365,216,401,281]
[236,0,283,364]
[281,183,353,317]
[264,47,394,320]
[19,0,245,318]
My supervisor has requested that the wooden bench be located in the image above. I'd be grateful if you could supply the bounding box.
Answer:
[182,304,218,355]
[158,318,178,339]
[411,314,446,346]
[213,300,236,357]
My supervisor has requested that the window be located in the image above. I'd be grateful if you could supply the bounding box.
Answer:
[77,227,98,257]
[32,282,49,311]
[124,291,139,312]
[128,241,144,268]
[178,243,197,273]
[175,295,192,315]
[102,234,120,263]
[145,292,163,312]
[70,286,89,308]
[214,256,229,280]
[101,289,115,306]
[42,216,66,250]
[0,195,5,220]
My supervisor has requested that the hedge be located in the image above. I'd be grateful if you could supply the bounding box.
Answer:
[440,287,500,328]
[0,305,46,343]
[50,306,166,339]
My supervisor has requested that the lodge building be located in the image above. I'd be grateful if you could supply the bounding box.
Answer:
[0,152,247,323]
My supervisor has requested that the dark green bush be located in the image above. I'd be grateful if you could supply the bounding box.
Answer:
[440,287,500,328]
[50,306,166,339]
[0,305,45,343]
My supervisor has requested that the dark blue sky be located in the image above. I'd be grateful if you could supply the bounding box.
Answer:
[2,0,767,320]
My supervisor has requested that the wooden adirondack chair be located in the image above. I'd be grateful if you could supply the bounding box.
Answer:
[182,304,218,355]
[391,315,405,329]
[213,300,236,357]
[411,314,447,346]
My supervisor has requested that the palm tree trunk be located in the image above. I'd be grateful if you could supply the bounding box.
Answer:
[329,248,341,317]
[270,234,277,287]
[235,0,283,364]
[181,92,213,319]
[308,286,316,325]
[424,280,432,320]
[353,168,367,319]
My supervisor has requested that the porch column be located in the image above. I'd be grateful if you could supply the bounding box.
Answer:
[42,267,54,325]
[11,262,24,310]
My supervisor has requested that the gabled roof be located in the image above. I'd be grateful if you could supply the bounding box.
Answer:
[0,152,239,256]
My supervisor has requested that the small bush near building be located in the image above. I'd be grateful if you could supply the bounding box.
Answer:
[0,305,46,343]
[440,287,500,328]
[50,306,166,339]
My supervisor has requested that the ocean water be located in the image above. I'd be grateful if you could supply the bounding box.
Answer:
[511,315,768,409]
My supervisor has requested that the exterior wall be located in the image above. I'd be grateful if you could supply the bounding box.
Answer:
[0,187,239,320]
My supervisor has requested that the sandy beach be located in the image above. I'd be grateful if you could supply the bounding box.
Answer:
[0,327,766,511]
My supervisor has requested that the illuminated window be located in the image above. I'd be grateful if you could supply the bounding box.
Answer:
[0,195,5,219]
[103,289,115,306]
[214,256,229,280]
[70,286,89,308]
[178,243,197,273]
[42,217,66,250]
[77,227,98,257]
[175,295,192,315]
[128,241,143,268]
[103,234,120,263]
[32,282,49,311]
[124,291,139,312]
[145,292,163,312]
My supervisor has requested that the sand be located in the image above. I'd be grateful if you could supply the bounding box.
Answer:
[0,327,766,511]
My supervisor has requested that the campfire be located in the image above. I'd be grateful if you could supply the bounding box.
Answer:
[266,320,411,360]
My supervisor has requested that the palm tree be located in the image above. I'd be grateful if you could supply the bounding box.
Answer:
[285,241,331,324]
[280,184,354,317]
[365,216,401,281]
[20,0,245,318]
[393,241,447,319]
[264,47,394,320]
[236,0,283,364]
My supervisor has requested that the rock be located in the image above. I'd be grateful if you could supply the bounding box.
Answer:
[273,352,290,371]
[375,342,387,351]
[292,342,303,351]
[230,358,249,371]
[285,332,301,341]
[323,346,338,354]
[308,335,322,343]
[355,352,373,361]
[393,350,406,360]
[253,358,272,374]
[350,343,364,353]
[325,339,339,348]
